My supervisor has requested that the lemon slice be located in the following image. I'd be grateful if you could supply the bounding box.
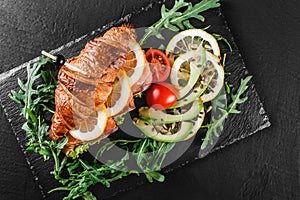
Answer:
[70,104,108,141]
[170,48,206,99]
[171,50,224,107]
[200,51,224,102]
[122,40,147,87]
[106,69,132,116]
[166,29,220,59]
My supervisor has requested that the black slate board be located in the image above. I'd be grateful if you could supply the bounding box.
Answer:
[0,1,270,199]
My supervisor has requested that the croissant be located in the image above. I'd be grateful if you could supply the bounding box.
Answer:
[48,25,152,155]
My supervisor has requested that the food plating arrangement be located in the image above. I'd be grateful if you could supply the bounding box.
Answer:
[8,0,254,199]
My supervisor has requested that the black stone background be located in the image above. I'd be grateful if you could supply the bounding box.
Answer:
[0,0,299,200]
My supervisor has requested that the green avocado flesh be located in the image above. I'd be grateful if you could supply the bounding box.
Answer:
[139,100,203,124]
[133,118,194,142]
[182,108,205,141]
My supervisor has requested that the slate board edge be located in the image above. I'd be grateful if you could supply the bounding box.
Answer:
[210,7,271,152]
[0,2,271,200]
[0,84,46,197]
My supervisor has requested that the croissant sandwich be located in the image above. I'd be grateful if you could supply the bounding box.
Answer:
[48,25,152,155]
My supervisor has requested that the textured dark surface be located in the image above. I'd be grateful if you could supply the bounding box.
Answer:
[0,0,299,200]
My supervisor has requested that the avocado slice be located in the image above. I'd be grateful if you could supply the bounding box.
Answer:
[139,100,203,124]
[133,118,194,142]
[183,108,205,141]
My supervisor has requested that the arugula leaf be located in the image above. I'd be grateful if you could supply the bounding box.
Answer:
[9,57,60,160]
[212,33,233,52]
[132,138,175,182]
[201,76,252,149]
[139,0,221,45]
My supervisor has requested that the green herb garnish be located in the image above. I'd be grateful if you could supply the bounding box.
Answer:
[133,138,175,183]
[212,33,233,52]
[9,57,62,160]
[113,114,126,125]
[139,0,221,45]
[201,76,252,149]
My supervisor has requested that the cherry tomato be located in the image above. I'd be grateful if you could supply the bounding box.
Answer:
[145,48,171,82]
[146,82,178,110]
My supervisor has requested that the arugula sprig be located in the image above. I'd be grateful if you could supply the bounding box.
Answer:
[133,138,175,182]
[95,138,174,183]
[201,76,252,149]
[139,0,221,45]
[49,138,174,199]
[9,57,62,160]
[49,153,133,200]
